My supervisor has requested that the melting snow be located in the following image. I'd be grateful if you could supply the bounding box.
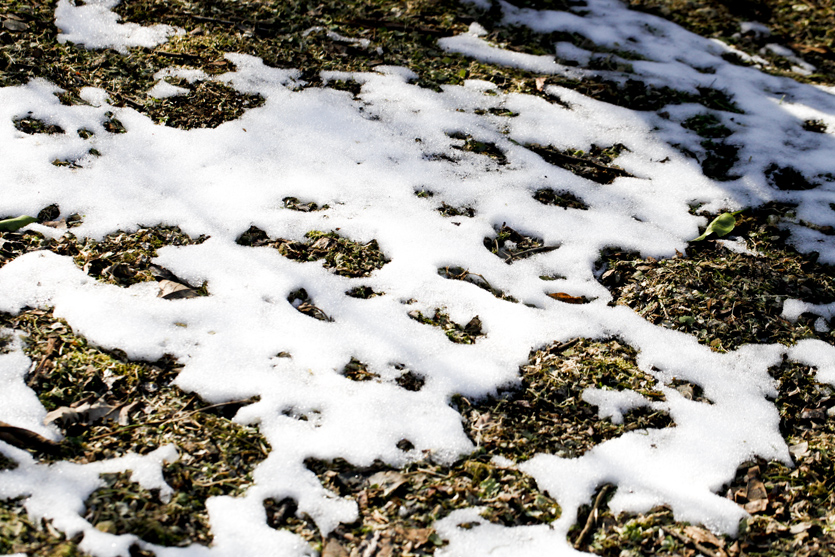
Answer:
[1,0,835,555]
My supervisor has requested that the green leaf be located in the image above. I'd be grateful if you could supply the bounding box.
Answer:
[691,211,742,241]
[678,315,696,326]
[0,216,37,232]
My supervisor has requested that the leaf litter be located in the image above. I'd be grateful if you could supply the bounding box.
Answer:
[1,0,835,555]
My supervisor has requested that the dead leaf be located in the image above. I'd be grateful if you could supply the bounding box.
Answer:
[158,279,199,300]
[790,43,829,54]
[746,477,768,501]
[2,19,29,32]
[395,526,432,545]
[463,316,482,336]
[789,441,809,459]
[0,421,61,454]
[321,539,349,557]
[367,471,408,497]
[41,219,68,229]
[535,77,547,91]
[118,401,142,426]
[44,398,122,427]
[547,292,589,304]
[790,521,813,534]
[743,499,768,513]
[683,526,724,548]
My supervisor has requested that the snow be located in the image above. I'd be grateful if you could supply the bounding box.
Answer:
[1,0,834,555]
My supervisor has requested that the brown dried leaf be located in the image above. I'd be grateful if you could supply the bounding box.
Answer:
[0,420,61,454]
[44,398,122,427]
[367,471,408,497]
[322,539,349,557]
[743,498,769,513]
[547,292,589,304]
[158,279,199,300]
[683,525,725,548]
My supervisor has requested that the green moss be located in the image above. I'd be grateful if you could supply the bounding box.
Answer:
[408,308,484,344]
[237,226,389,278]
[601,204,835,352]
[454,338,673,462]
[0,309,268,546]
[524,143,631,184]
[0,498,82,557]
[682,113,732,139]
[281,453,560,555]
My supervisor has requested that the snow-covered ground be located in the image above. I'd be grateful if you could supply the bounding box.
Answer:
[1,0,835,555]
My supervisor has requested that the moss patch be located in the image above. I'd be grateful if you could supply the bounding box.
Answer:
[145,79,264,129]
[0,498,82,557]
[564,356,835,557]
[454,338,673,462]
[276,454,561,555]
[600,204,835,352]
[524,143,631,184]
[628,0,835,85]
[0,309,268,547]
[408,309,484,344]
[237,226,389,278]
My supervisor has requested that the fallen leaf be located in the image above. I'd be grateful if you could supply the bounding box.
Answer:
[692,211,741,242]
[744,499,768,513]
[321,539,349,557]
[0,215,37,232]
[0,421,61,454]
[464,316,482,335]
[44,398,122,427]
[789,441,809,459]
[790,521,813,534]
[535,77,547,91]
[367,470,408,497]
[118,401,142,426]
[158,279,199,300]
[547,292,588,304]
[683,525,724,548]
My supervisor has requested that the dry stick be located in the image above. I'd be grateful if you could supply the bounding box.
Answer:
[574,484,612,550]
[339,18,448,37]
[505,245,558,263]
[26,336,58,388]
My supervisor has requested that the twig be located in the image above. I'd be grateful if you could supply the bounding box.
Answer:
[505,245,558,263]
[339,18,448,37]
[26,336,58,388]
[574,484,612,550]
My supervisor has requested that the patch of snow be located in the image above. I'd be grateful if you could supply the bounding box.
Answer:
[739,21,771,38]
[147,81,189,99]
[2,0,835,554]
[54,0,183,54]
[717,237,759,256]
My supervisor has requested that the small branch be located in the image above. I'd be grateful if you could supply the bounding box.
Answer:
[339,18,448,37]
[505,245,558,263]
[574,484,612,550]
